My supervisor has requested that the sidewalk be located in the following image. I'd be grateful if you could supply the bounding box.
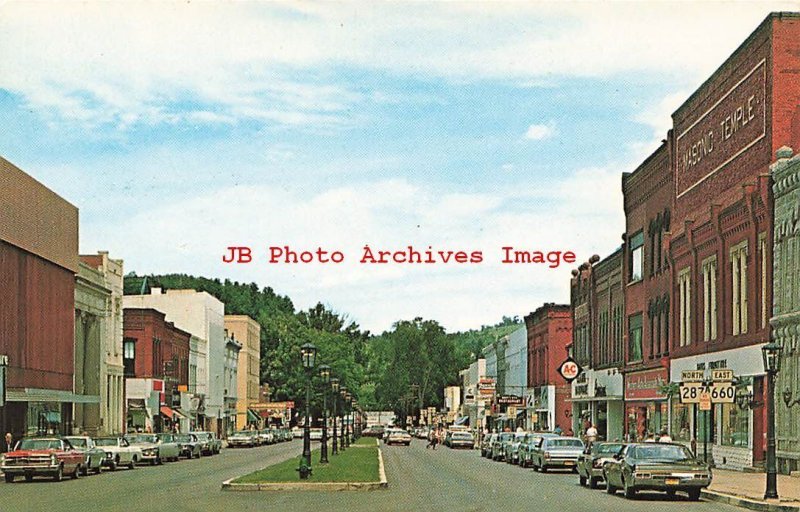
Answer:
[703,469,800,512]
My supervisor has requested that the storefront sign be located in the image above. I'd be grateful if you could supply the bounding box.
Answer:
[675,59,766,198]
[497,394,524,406]
[699,392,712,411]
[625,368,668,401]
[557,357,582,383]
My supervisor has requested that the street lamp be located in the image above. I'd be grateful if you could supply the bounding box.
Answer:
[318,365,331,464]
[339,386,347,451]
[330,378,339,455]
[299,342,317,479]
[353,400,359,440]
[344,391,352,447]
[761,341,782,500]
[410,384,420,427]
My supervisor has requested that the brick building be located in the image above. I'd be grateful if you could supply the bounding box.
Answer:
[0,156,85,438]
[123,308,190,432]
[224,315,261,430]
[525,303,573,433]
[667,12,800,470]
[569,248,625,441]
[622,142,673,442]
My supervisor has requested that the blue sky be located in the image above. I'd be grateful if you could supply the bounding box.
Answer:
[0,2,794,332]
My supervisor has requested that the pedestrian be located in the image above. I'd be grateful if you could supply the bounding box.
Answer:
[2,432,13,453]
[658,429,672,443]
[554,425,563,435]
[585,423,598,447]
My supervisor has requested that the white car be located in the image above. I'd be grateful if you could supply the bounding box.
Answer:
[309,428,323,441]
[228,430,259,448]
[386,429,412,446]
[292,426,303,438]
[93,437,142,470]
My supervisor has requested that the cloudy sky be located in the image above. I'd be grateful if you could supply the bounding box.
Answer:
[0,2,794,333]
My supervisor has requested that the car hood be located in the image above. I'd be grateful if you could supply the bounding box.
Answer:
[4,449,58,457]
[130,442,157,447]
[632,459,708,471]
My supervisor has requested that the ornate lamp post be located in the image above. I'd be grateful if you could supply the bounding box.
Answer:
[352,400,359,440]
[344,391,352,447]
[330,378,339,455]
[762,341,783,500]
[339,386,347,451]
[299,343,317,479]
[350,396,356,442]
[318,365,330,464]
[410,384,420,427]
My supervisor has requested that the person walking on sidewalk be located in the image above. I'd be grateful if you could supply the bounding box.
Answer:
[2,433,13,453]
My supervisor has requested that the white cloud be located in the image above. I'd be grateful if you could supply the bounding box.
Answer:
[0,2,794,129]
[524,122,556,141]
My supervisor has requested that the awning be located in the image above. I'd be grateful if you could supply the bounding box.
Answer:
[160,406,186,420]
[7,388,100,404]
[127,399,146,410]
[566,395,624,403]
[247,409,260,423]
[454,416,470,426]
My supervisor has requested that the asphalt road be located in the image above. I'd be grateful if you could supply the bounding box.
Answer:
[0,439,743,512]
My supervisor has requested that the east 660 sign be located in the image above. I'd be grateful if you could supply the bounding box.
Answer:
[557,357,582,383]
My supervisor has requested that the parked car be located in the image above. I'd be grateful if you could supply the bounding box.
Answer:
[481,433,497,457]
[228,430,259,448]
[257,429,275,445]
[577,442,626,488]
[385,429,412,446]
[603,443,712,501]
[191,431,221,455]
[291,426,303,438]
[445,431,475,449]
[174,433,202,459]
[1,437,85,482]
[531,437,585,472]
[93,436,141,470]
[504,432,529,464]
[309,428,323,441]
[127,434,166,465]
[491,432,514,461]
[154,433,182,462]
[363,425,385,438]
[519,433,559,468]
[63,436,104,475]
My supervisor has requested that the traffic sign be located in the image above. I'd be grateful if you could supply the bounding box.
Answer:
[557,357,582,383]
[507,406,517,417]
[680,381,735,404]
[712,369,734,382]
[680,382,704,403]
[710,382,735,403]
[681,370,705,382]
[699,392,712,411]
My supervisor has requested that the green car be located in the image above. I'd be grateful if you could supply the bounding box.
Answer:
[603,443,712,501]
[63,436,104,475]
[576,442,625,488]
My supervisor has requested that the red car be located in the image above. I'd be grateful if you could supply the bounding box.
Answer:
[1,437,85,482]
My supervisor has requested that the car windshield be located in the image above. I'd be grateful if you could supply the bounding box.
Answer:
[631,444,693,461]
[546,439,584,448]
[174,435,191,442]
[129,435,157,444]
[94,438,120,447]
[514,433,527,440]
[65,438,87,448]
[156,434,172,442]
[499,433,513,441]
[453,433,473,439]
[391,430,409,435]
[17,439,62,450]
[594,443,625,455]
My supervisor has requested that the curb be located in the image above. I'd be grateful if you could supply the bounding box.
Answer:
[702,490,800,512]
[221,442,388,492]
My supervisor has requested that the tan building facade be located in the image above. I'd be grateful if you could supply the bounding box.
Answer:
[224,315,261,430]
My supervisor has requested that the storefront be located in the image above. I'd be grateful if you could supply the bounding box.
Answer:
[527,386,553,432]
[569,368,624,441]
[669,345,765,470]
[624,368,669,441]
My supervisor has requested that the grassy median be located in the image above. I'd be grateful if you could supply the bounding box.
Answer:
[233,438,380,483]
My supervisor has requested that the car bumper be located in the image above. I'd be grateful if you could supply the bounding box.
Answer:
[139,453,158,462]
[228,440,252,446]
[632,476,711,490]
[543,458,579,467]
[1,463,61,475]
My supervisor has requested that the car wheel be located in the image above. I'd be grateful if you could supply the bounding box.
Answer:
[94,463,102,474]
[589,477,599,489]
[666,490,676,498]
[53,465,63,482]
[109,458,118,471]
[81,459,90,476]
[579,475,587,486]
[128,456,137,469]
[24,474,33,482]
[604,473,616,494]
[73,464,82,479]
[541,465,548,473]
[623,475,636,499]
[687,489,701,501]
[4,474,15,483]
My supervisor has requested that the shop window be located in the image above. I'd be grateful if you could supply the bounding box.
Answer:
[759,233,768,329]
[629,231,644,283]
[678,267,692,347]
[702,255,717,342]
[719,402,749,447]
[628,313,643,362]
[671,401,692,442]
[123,338,136,377]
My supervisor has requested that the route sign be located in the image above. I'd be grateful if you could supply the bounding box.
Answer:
[681,370,705,382]
[712,369,734,382]
[680,381,735,404]
[557,357,582,383]
[710,382,735,403]
[680,382,704,403]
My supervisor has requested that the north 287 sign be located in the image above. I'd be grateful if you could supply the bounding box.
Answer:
[557,357,582,383]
